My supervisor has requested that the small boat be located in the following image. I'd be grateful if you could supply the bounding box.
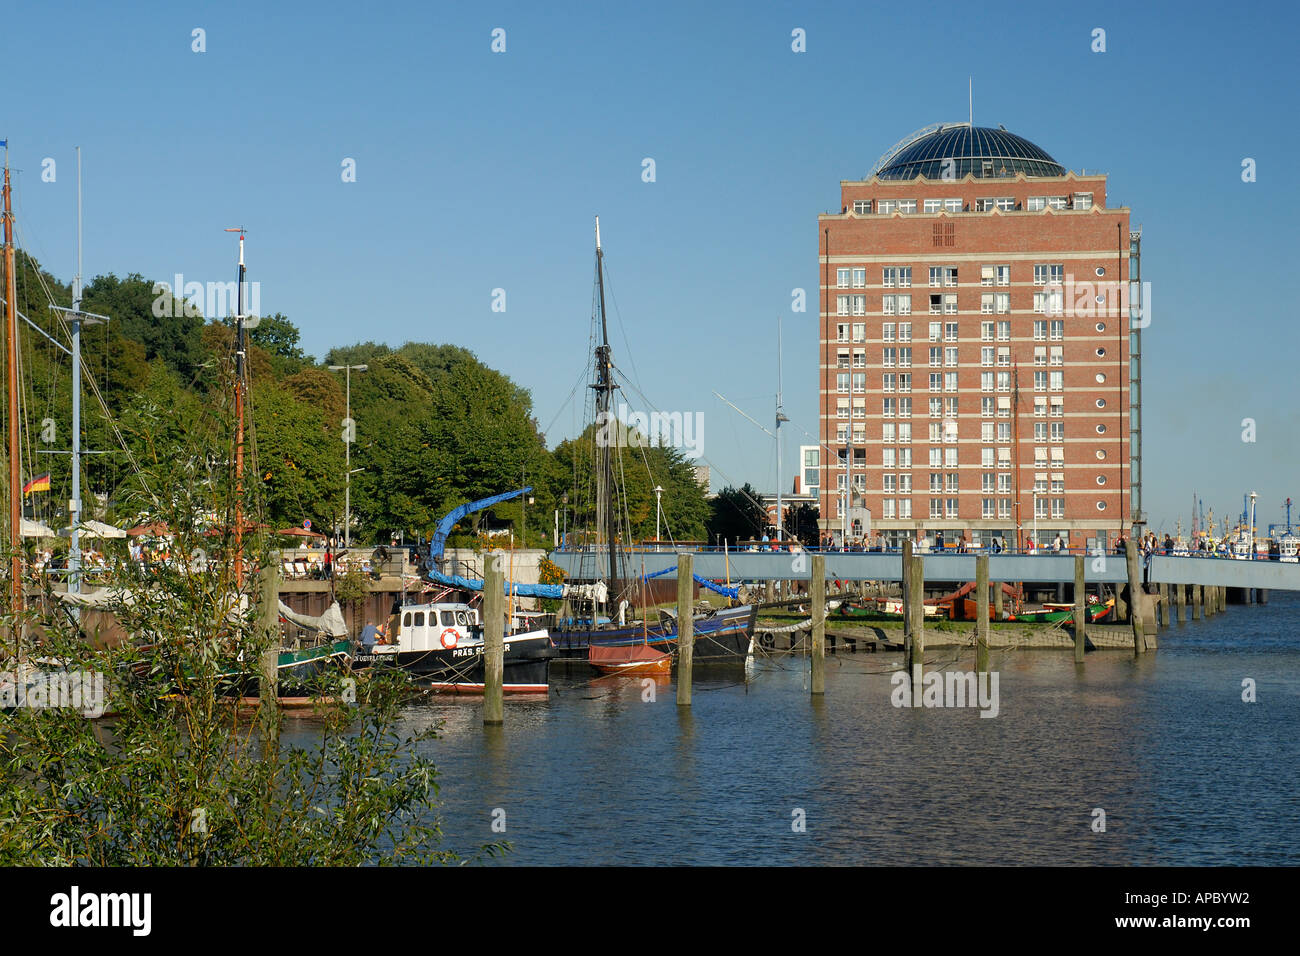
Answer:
[839,598,943,619]
[1009,598,1114,624]
[351,600,555,693]
[588,641,672,675]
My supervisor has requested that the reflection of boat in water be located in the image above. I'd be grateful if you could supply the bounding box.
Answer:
[351,600,554,693]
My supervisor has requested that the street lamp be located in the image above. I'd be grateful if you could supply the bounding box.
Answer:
[327,363,368,548]
[653,485,664,547]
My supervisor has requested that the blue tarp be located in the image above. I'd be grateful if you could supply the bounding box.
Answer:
[641,565,740,600]
[426,568,565,599]
[429,487,532,562]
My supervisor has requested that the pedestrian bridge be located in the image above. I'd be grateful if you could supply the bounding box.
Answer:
[548,548,1300,590]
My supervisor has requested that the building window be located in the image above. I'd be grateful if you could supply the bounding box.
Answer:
[944,372,958,392]
[1050,346,1063,366]
[1050,371,1063,392]
[998,473,1012,493]
[882,295,896,315]
[882,347,896,367]
[1034,346,1047,366]
[852,323,866,342]
[1033,319,1048,340]
[929,346,943,367]
[997,397,1011,418]
[837,399,850,419]
[1072,193,1093,210]
[943,267,958,287]
[1051,422,1064,442]
[852,268,866,288]
[994,292,1010,314]
[924,199,942,214]
[997,347,1010,366]
[1034,422,1048,442]
[1051,498,1065,519]
[898,200,917,214]
[899,373,911,392]
[943,294,958,314]
[981,346,994,367]
[930,293,943,315]
[929,372,943,392]
[882,267,898,288]
[898,322,912,342]
[1049,319,1064,341]
[981,293,994,314]
[945,346,959,366]
[1034,370,1047,391]
[981,396,994,417]
[944,322,958,341]
[878,199,897,215]
[928,266,942,287]
[1050,397,1064,417]
[981,320,994,341]
[930,498,943,519]
[852,295,866,315]
[995,265,1010,286]
[996,320,1010,341]
[852,200,872,215]
[929,321,942,342]
[899,347,912,368]
[882,423,895,443]
[837,372,849,393]
[982,473,995,493]
[929,397,942,417]
[897,294,912,315]
[944,198,962,212]
[853,350,866,368]
[980,265,994,287]
[981,448,995,468]
[981,421,994,443]
[1034,396,1047,417]
[837,323,849,342]
[899,397,912,417]
[998,498,1011,518]
[996,371,1010,392]
[837,268,851,288]
[997,422,1011,442]
[852,373,866,393]
[882,448,895,468]
[981,371,994,392]
[882,322,895,343]
[899,498,912,519]
[982,498,995,518]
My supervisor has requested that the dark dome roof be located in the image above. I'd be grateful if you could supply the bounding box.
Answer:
[874,124,1065,180]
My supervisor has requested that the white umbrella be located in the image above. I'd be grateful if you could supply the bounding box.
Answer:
[20,518,56,538]
[61,519,127,539]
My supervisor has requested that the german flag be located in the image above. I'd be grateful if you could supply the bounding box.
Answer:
[22,472,50,495]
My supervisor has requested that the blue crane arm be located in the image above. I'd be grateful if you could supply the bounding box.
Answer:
[429,486,532,562]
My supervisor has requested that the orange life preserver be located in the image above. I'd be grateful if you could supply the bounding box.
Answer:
[440,628,459,649]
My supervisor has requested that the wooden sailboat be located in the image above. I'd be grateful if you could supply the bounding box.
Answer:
[560,218,755,667]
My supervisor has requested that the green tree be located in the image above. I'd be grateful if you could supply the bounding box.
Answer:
[706,483,768,546]
[82,273,204,380]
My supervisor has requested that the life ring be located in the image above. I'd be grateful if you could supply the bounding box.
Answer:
[440,628,459,649]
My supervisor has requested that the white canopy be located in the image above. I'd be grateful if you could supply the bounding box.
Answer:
[20,518,57,538]
[62,519,127,539]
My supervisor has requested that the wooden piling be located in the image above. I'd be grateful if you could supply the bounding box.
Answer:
[676,554,694,706]
[1175,582,1186,623]
[1073,555,1086,662]
[1204,584,1216,618]
[1124,539,1144,654]
[1157,582,1168,626]
[902,539,914,657]
[909,554,924,694]
[811,554,826,696]
[975,554,990,673]
[1218,586,1226,613]
[258,558,281,745]
[1192,584,1202,620]
[993,572,1004,620]
[483,557,505,725]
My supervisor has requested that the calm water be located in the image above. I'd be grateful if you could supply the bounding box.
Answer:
[296,593,1300,865]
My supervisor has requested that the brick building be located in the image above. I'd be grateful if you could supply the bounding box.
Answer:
[817,123,1144,550]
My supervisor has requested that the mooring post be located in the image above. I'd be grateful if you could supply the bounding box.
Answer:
[1157,582,1168,626]
[909,554,925,696]
[483,556,505,725]
[993,575,1004,620]
[1192,584,1202,620]
[902,538,914,656]
[1218,586,1226,613]
[1124,539,1144,654]
[811,554,826,696]
[258,557,281,746]
[1204,583,1216,618]
[975,553,990,673]
[677,554,694,707]
[1175,582,1186,623]
[1073,554,1086,663]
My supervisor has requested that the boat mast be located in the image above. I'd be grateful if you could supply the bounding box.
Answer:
[776,316,786,543]
[3,145,22,643]
[227,227,247,587]
[592,217,620,606]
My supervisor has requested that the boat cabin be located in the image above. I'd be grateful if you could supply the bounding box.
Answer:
[389,602,481,652]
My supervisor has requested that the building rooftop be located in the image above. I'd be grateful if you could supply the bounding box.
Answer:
[871,123,1066,181]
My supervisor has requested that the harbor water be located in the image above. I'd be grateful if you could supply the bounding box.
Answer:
[290,593,1300,865]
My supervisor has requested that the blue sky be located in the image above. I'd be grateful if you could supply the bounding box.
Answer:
[4,0,1298,534]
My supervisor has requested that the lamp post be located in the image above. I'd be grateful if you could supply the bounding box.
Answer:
[327,363,368,548]
[653,485,664,547]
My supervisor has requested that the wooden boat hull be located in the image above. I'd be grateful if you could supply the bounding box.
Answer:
[552,604,756,660]
[839,599,943,620]
[351,629,555,693]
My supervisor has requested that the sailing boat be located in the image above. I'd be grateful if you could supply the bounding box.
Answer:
[552,219,755,664]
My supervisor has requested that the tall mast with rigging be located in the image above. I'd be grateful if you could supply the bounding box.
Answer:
[591,217,620,606]
[226,227,248,587]
[3,144,23,643]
